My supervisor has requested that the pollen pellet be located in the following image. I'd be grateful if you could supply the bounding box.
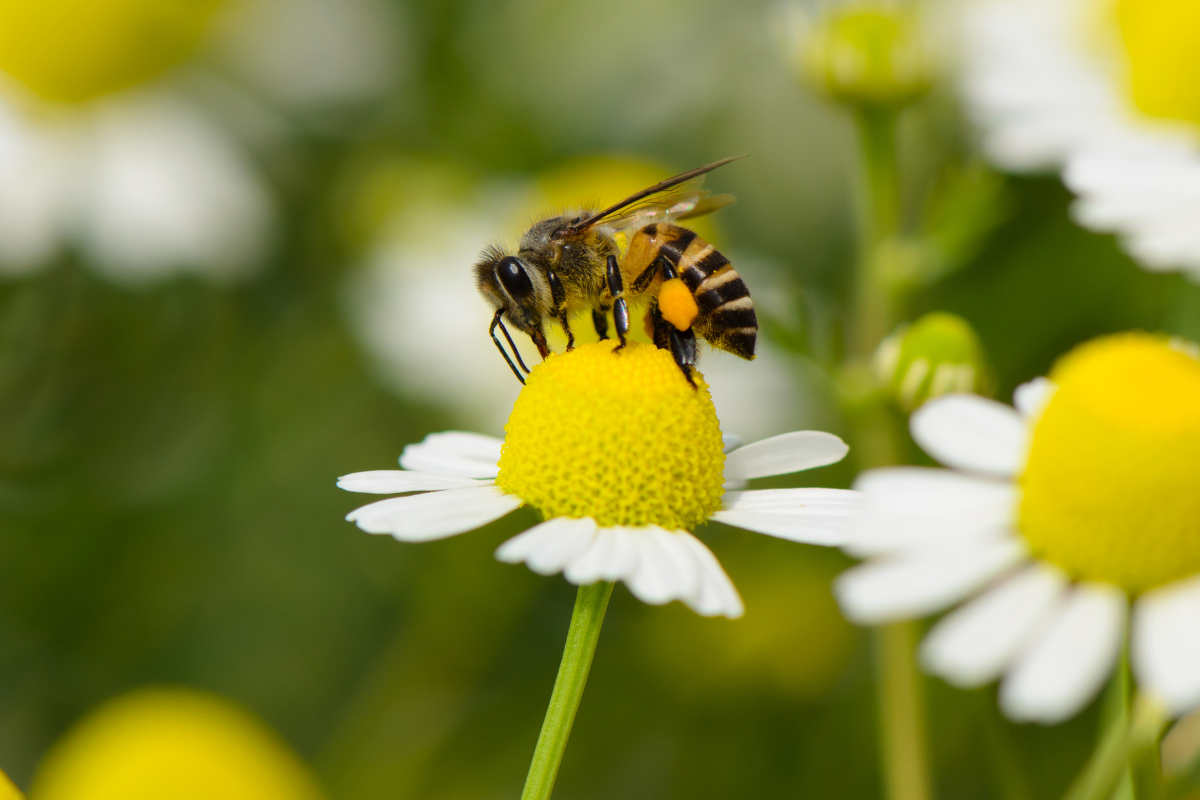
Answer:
[1019,333,1200,593]
[496,341,725,530]
[658,278,699,331]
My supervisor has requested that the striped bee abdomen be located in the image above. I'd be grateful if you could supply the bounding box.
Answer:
[624,223,757,360]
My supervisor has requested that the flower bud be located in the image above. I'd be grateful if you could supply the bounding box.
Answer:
[875,312,992,411]
[776,1,930,108]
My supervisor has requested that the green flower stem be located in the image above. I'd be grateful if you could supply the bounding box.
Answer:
[876,621,933,800]
[849,104,931,800]
[521,581,614,800]
[851,105,902,359]
[1062,694,1167,800]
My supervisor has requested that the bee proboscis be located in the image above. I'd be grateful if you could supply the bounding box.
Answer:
[474,156,755,386]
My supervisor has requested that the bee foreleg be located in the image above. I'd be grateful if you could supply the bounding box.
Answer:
[592,308,609,340]
[606,255,630,350]
[490,309,528,385]
[557,309,575,351]
[546,268,573,350]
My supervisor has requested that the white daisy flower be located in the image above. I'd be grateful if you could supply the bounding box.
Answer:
[960,0,1200,274]
[339,341,858,619]
[836,332,1200,723]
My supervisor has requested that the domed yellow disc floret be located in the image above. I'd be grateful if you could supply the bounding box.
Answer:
[1019,333,1200,593]
[497,340,725,530]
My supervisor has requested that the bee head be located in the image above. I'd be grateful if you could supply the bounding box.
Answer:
[473,245,551,342]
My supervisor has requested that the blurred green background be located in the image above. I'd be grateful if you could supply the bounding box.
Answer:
[0,0,1195,796]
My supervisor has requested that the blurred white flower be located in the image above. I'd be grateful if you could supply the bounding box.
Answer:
[960,0,1200,275]
[345,159,815,437]
[0,1,280,283]
[0,83,275,282]
[837,333,1200,723]
[0,0,405,283]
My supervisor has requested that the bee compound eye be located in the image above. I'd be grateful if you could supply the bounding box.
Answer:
[496,257,535,303]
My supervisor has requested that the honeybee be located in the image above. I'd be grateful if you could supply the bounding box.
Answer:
[474,156,756,386]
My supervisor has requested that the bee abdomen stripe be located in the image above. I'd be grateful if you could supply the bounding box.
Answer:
[681,252,729,292]
[696,275,750,313]
[657,229,697,265]
[710,305,758,330]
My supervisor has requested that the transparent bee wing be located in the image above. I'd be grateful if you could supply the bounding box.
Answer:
[560,155,746,237]
[599,189,737,234]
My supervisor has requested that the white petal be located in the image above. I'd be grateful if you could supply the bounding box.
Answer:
[563,526,639,585]
[346,485,521,541]
[676,531,744,618]
[722,433,743,453]
[835,538,1027,624]
[625,528,701,606]
[848,467,1017,557]
[495,517,598,576]
[399,431,503,478]
[723,431,849,481]
[336,470,489,493]
[711,488,860,546]
[1133,575,1200,716]
[1013,377,1056,420]
[910,395,1026,477]
[1000,582,1127,724]
[922,562,1068,687]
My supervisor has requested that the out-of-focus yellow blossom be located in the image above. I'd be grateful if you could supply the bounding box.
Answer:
[0,0,223,103]
[32,687,325,800]
[0,770,22,799]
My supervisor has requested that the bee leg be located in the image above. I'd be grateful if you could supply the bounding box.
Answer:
[547,269,573,350]
[557,310,575,350]
[649,302,697,387]
[606,255,630,351]
[490,309,528,385]
[592,308,609,340]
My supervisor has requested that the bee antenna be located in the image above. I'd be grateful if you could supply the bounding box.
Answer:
[490,309,530,384]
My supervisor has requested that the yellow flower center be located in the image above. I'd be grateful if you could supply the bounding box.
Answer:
[32,688,324,800]
[497,340,725,530]
[1117,0,1200,125]
[0,0,222,103]
[1019,333,1200,594]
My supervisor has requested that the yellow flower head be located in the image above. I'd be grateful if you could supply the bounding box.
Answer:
[1020,333,1200,593]
[497,341,726,530]
[1117,0,1200,125]
[32,688,324,800]
[0,0,222,102]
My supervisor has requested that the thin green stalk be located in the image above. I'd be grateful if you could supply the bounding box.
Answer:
[1102,643,1134,800]
[876,621,933,800]
[521,581,614,800]
[1063,695,1168,800]
[851,105,902,359]
[850,103,931,800]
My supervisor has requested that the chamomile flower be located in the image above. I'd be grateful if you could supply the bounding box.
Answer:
[836,332,1200,723]
[960,0,1200,274]
[339,341,856,619]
